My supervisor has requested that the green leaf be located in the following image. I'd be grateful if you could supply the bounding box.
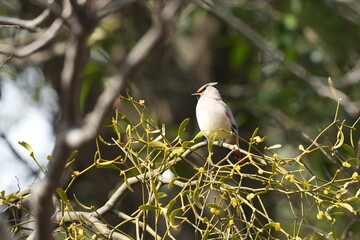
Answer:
[124,175,134,192]
[117,111,132,125]
[96,163,120,170]
[202,224,210,240]
[333,127,344,150]
[168,177,179,189]
[207,132,217,154]
[193,188,202,208]
[166,199,177,217]
[341,143,355,156]
[0,190,5,199]
[331,212,344,216]
[148,140,167,149]
[73,194,93,210]
[262,222,281,231]
[18,141,34,157]
[156,192,168,199]
[193,130,207,140]
[344,197,359,203]
[347,158,359,164]
[178,118,190,138]
[169,207,182,226]
[5,193,18,202]
[56,188,68,203]
[338,202,354,213]
[206,203,219,209]
[139,204,159,211]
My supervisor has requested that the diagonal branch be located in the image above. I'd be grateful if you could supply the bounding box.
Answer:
[205,3,359,116]
[0,18,63,57]
[0,9,50,32]
[66,0,185,148]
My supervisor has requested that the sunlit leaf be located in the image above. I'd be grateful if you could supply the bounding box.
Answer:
[178,118,190,138]
[156,192,168,199]
[169,207,182,226]
[193,188,202,208]
[267,144,282,150]
[193,130,207,140]
[341,143,355,156]
[5,193,18,202]
[56,188,68,203]
[124,175,134,192]
[18,141,34,157]
[148,140,167,148]
[207,132,217,154]
[333,128,344,150]
[139,204,159,211]
[338,203,354,213]
[344,196,359,203]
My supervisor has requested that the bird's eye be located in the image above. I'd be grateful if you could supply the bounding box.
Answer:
[197,86,207,93]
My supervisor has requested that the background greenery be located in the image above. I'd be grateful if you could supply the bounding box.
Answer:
[0,0,359,239]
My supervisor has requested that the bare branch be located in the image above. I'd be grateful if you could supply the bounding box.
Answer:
[0,54,12,68]
[96,0,138,20]
[0,9,50,32]
[0,19,63,57]
[66,0,185,148]
[30,1,186,239]
[30,0,63,19]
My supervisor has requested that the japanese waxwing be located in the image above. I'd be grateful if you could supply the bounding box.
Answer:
[192,82,242,161]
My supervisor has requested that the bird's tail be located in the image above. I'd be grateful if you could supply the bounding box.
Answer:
[233,138,245,163]
[234,148,245,163]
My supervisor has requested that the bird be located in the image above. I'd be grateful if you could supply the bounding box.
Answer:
[192,82,242,161]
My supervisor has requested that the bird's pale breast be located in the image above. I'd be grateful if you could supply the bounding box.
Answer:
[196,98,234,142]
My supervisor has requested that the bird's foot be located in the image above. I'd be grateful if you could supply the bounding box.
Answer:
[218,139,225,147]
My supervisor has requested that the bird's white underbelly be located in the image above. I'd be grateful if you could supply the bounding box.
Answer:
[196,107,232,141]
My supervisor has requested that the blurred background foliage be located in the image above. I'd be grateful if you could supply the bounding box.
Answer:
[1,0,360,239]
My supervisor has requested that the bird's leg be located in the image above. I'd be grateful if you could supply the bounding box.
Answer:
[218,139,225,147]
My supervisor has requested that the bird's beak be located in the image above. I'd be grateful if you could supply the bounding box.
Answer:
[191,92,200,100]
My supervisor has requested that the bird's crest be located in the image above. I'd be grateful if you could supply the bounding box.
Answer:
[196,82,218,94]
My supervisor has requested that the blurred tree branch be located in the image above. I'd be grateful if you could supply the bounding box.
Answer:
[0,8,50,32]
[19,1,187,239]
[204,2,359,116]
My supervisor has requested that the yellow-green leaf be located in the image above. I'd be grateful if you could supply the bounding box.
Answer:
[148,140,167,148]
[333,128,344,150]
[193,130,207,140]
[208,132,217,154]
[73,194,92,210]
[178,118,190,138]
[18,141,34,157]
[338,202,354,213]
[139,204,159,211]
[56,188,68,202]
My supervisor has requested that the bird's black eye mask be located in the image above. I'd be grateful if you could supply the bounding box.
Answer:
[191,82,218,99]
